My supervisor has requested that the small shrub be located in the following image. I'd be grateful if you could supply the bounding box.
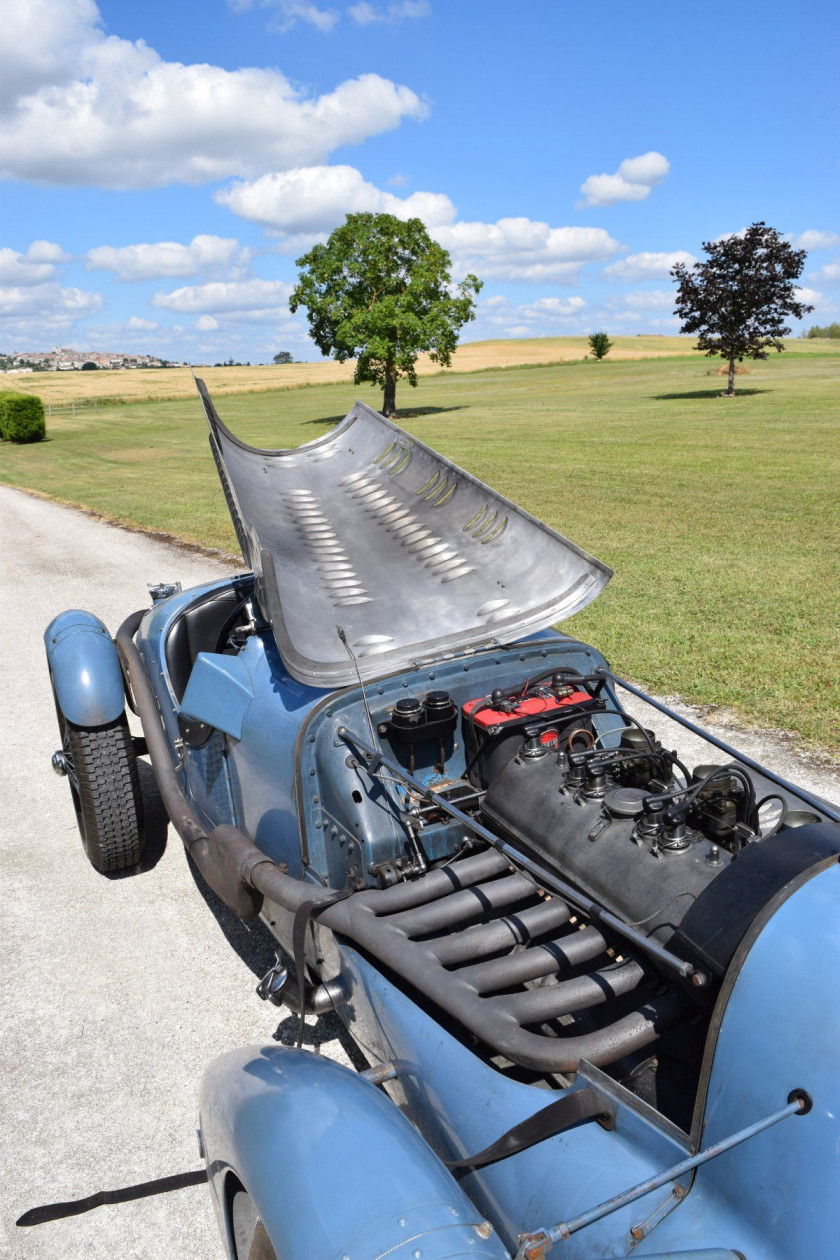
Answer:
[0,392,13,438]
[0,391,18,440]
[588,332,613,360]
[0,391,47,443]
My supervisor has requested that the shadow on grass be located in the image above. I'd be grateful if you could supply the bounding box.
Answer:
[653,388,770,400]
[397,405,466,419]
[303,404,465,427]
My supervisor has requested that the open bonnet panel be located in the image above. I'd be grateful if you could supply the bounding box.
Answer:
[195,377,613,688]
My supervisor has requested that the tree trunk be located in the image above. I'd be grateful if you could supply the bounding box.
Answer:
[725,357,736,397]
[382,367,397,418]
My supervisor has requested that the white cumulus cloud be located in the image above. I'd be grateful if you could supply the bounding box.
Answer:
[471,292,589,338]
[151,278,292,315]
[808,262,840,287]
[83,316,160,340]
[86,235,249,281]
[0,0,426,188]
[349,1,430,24]
[578,152,670,208]
[517,296,587,320]
[608,289,675,311]
[0,282,104,319]
[228,1,340,32]
[792,230,840,252]
[216,165,455,246]
[0,0,101,112]
[217,164,622,281]
[603,250,695,281]
[0,241,67,286]
[794,286,831,310]
[0,279,105,340]
[436,219,622,283]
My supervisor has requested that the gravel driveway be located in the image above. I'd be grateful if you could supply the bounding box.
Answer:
[1,483,837,1259]
[0,487,356,1260]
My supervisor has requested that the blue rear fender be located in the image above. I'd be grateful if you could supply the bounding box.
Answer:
[44,609,126,728]
[199,1045,510,1260]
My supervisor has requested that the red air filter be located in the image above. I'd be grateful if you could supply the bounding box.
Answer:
[463,690,592,729]
[462,685,602,788]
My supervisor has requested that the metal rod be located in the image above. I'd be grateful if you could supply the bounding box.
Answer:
[518,1097,805,1255]
[359,1062,397,1085]
[338,726,705,984]
[601,670,840,823]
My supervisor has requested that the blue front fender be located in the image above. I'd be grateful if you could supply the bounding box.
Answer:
[199,1045,510,1260]
[44,610,126,728]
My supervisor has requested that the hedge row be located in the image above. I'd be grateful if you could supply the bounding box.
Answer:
[0,391,46,443]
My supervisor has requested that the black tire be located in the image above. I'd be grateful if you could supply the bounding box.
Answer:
[52,687,145,872]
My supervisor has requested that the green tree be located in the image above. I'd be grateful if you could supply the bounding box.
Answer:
[805,322,840,339]
[290,213,482,416]
[671,222,813,397]
[588,332,613,360]
[273,350,294,364]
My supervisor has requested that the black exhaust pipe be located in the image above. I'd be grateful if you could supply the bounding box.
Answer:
[117,610,268,921]
[115,609,689,1074]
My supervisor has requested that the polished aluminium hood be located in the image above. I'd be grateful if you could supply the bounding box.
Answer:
[196,377,612,688]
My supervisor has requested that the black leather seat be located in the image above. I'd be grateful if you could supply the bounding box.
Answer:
[165,581,253,701]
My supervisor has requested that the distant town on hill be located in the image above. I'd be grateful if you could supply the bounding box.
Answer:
[0,347,188,373]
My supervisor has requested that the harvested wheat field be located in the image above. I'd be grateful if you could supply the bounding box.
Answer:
[0,334,716,407]
[4,335,833,410]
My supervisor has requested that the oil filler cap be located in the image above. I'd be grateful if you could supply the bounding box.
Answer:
[603,786,648,818]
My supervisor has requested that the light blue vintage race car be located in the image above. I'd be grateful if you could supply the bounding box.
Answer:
[43,379,840,1260]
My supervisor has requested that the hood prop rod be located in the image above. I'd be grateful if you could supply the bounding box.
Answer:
[338,726,707,987]
[516,1090,812,1256]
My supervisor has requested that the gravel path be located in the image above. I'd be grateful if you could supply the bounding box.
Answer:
[1,484,837,1258]
[0,487,355,1260]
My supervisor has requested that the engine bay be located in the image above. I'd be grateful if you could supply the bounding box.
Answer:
[291,637,838,1131]
[365,662,823,909]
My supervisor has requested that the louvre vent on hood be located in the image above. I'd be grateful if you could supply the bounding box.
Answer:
[195,377,612,688]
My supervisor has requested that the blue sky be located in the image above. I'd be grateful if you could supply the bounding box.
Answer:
[1,0,838,362]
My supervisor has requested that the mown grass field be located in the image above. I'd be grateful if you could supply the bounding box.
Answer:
[3,348,838,754]
[6,335,831,407]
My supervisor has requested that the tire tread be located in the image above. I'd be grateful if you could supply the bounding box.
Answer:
[68,718,144,871]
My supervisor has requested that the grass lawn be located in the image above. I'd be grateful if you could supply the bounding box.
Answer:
[3,349,838,754]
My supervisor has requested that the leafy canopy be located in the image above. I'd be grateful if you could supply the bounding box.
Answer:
[290,213,481,413]
[671,222,813,364]
[588,332,613,360]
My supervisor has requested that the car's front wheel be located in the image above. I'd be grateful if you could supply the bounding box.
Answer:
[52,685,145,872]
[230,1188,278,1260]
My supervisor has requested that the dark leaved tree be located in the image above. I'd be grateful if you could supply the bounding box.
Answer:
[290,213,482,417]
[273,351,294,364]
[588,332,613,360]
[671,222,813,396]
